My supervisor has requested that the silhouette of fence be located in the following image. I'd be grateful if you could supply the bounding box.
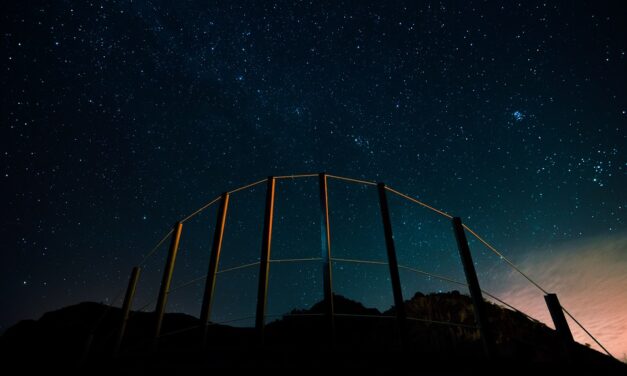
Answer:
[96,173,614,360]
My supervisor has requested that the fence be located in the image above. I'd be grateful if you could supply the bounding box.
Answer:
[90,173,614,361]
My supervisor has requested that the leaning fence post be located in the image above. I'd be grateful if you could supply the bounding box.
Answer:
[153,221,183,348]
[318,172,335,345]
[113,266,141,357]
[377,183,407,348]
[255,177,276,343]
[451,217,495,359]
[544,293,574,343]
[200,192,230,347]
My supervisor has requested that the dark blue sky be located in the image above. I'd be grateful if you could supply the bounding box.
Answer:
[2,1,625,331]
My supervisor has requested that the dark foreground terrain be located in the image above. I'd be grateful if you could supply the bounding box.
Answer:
[2,291,625,374]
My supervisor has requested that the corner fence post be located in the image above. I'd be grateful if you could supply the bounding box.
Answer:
[255,177,276,343]
[377,183,407,348]
[319,172,335,345]
[114,266,141,357]
[153,221,183,348]
[200,192,230,347]
[451,217,495,359]
[544,293,574,343]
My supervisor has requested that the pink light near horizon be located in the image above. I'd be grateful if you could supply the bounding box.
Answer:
[481,234,627,362]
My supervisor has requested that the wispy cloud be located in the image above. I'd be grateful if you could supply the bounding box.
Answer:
[483,233,627,361]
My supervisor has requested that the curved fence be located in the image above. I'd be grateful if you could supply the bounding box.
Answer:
[90,173,614,360]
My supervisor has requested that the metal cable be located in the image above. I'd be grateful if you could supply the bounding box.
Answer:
[139,228,173,267]
[331,257,388,266]
[462,224,549,295]
[326,174,377,186]
[178,173,314,225]
[180,195,221,223]
[384,185,453,219]
[213,315,256,325]
[168,275,208,294]
[398,265,466,287]
[169,177,269,226]
[216,261,260,274]
[480,290,541,323]
[228,178,266,194]
[395,265,538,327]
[269,257,322,263]
[562,307,615,358]
[274,173,318,179]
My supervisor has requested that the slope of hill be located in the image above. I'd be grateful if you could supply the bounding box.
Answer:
[1,292,624,373]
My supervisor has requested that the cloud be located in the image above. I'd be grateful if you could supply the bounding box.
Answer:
[484,233,627,361]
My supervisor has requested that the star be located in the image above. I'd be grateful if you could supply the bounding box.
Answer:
[512,111,524,122]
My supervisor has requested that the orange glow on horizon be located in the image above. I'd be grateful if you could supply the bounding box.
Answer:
[486,234,627,362]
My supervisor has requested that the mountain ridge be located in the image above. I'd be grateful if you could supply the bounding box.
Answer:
[2,291,624,372]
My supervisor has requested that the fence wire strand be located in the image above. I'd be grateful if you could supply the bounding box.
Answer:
[327,174,377,186]
[213,315,256,325]
[398,265,466,287]
[139,228,173,267]
[216,261,260,274]
[384,185,453,219]
[121,172,613,360]
[462,224,549,294]
[270,257,322,263]
[562,307,614,358]
[180,176,271,223]
[228,178,267,194]
[180,195,221,223]
[331,257,388,266]
[168,275,208,294]
[274,173,318,179]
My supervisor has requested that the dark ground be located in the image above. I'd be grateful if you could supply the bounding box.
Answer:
[2,292,625,374]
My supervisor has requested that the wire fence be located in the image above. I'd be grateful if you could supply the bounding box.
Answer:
[88,172,615,360]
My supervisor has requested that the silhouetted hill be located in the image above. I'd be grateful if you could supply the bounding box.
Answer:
[2,293,625,373]
[293,293,383,316]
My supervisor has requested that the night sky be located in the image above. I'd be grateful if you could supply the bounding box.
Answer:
[2,1,626,357]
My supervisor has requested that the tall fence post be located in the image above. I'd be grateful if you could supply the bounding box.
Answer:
[544,293,574,343]
[318,172,335,345]
[377,183,407,348]
[113,266,141,357]
[200,192,230,347]
[153,221,183,348]
[451,217,495,359]
[255,177,276,343]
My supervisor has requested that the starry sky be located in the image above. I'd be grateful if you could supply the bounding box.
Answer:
[2,0,626,357]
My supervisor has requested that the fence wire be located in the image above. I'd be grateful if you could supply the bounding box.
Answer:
[112,172,614,360]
